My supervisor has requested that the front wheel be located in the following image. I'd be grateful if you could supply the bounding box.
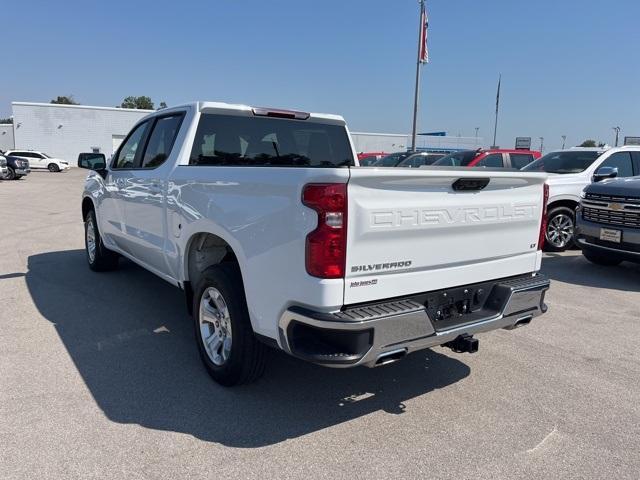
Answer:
[545,207,575,252]
[84,210,119,271]
[582,250,622,266]
[2,167,15,180]
[48,163,60,172]
[193,263,266,386]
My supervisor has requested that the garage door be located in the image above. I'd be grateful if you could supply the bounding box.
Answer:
[112,135,126,154]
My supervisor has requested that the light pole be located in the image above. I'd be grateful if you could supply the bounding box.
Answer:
[410,0,427,152]
[561,135,566,149]
[613,126,621,147]
[539,136,544,153]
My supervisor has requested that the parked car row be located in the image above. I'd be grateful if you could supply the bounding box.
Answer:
[357,145,640,254]
[0,149,71,180]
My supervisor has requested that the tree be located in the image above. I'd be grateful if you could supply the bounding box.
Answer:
[50,95,79,105]
[158,101,167,110]
[579,139,597,147]
[0,117,13,124]
[121,96,154,110]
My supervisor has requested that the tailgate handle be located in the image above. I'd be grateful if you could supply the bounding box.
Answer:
[452,178,490,191]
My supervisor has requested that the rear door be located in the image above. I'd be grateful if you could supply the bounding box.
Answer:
[120,112,185,275]
[344,168,546,304]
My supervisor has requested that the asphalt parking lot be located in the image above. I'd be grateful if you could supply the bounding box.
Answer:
[1,169,639,480]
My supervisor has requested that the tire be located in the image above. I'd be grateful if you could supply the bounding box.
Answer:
[3,166,15,180]
[545,206,575,252]
[48,163,60,172]
[582,250,622,266]
[84,209,119,271]
[193,263,266,386]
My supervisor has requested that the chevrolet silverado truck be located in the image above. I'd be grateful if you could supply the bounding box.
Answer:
[576,175,640,266]
[80,101,550,386]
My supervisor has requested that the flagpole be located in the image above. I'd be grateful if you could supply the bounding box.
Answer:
[410,0,425,152]
[492,74,501,148]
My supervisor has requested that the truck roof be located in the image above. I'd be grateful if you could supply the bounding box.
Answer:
[163,101,346,124]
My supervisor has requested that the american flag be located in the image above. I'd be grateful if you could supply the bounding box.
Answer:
[419,2,429,63]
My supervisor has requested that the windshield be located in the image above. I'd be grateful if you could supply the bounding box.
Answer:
[522,150,603,173]
[374,152,411,167]
[432,150,478,167]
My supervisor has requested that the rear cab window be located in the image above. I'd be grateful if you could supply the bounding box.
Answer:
[189,114,354,167]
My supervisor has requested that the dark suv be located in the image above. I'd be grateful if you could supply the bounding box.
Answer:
[576,176,640,265]
[2,155,30,180]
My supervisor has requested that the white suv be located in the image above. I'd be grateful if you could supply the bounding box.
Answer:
[4,150,70,172]
[523,146,640,251]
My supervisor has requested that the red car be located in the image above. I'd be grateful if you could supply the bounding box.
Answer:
[357,152,387,166]
[433,149,542,169]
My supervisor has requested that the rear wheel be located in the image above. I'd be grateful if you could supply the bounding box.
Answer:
[48,163,60,172]
[582,250,622,266]
[193,263,266,386]
[545,206,575,252]
[3,167,15,180]
[84,209,119,271]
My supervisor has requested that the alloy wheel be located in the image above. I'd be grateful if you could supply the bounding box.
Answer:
[86,217,97,263]
[199,287,233,366]
[546,213,574,249]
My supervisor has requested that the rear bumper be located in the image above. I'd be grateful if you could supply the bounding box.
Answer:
[278,273,550,368]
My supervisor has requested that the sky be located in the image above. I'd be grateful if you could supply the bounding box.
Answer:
[2,0,639,150]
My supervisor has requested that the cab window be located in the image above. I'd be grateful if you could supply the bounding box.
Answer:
[597,151,634,177]
[141,114,184,168]
[510,153,535,169]
[475,153,503,167]
[113,121,150,169]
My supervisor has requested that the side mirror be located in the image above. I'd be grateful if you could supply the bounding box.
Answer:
[78,153,106,170]
[593,166,618,182]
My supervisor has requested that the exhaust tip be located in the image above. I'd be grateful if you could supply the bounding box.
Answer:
[504,315,533,330]
[375,348,407,366]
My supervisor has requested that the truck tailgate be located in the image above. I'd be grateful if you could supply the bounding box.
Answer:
[344,168,547,304]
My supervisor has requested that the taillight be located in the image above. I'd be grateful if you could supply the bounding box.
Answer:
[302,183,347,278]
[538,182,549,250]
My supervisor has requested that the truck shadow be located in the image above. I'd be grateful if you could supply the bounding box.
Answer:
[542,252,640,292]
[26,250,470,448]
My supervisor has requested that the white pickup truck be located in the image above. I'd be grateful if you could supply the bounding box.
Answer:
[81,102,550,386]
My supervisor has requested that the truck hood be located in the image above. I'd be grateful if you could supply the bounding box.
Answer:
[545,172,585,184]
[585,176,640,197]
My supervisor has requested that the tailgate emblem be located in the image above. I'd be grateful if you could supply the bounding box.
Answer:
[351,261,412,273]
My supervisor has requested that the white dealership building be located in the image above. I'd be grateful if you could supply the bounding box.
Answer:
[3,101,482,164]
[9,102,153,163]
